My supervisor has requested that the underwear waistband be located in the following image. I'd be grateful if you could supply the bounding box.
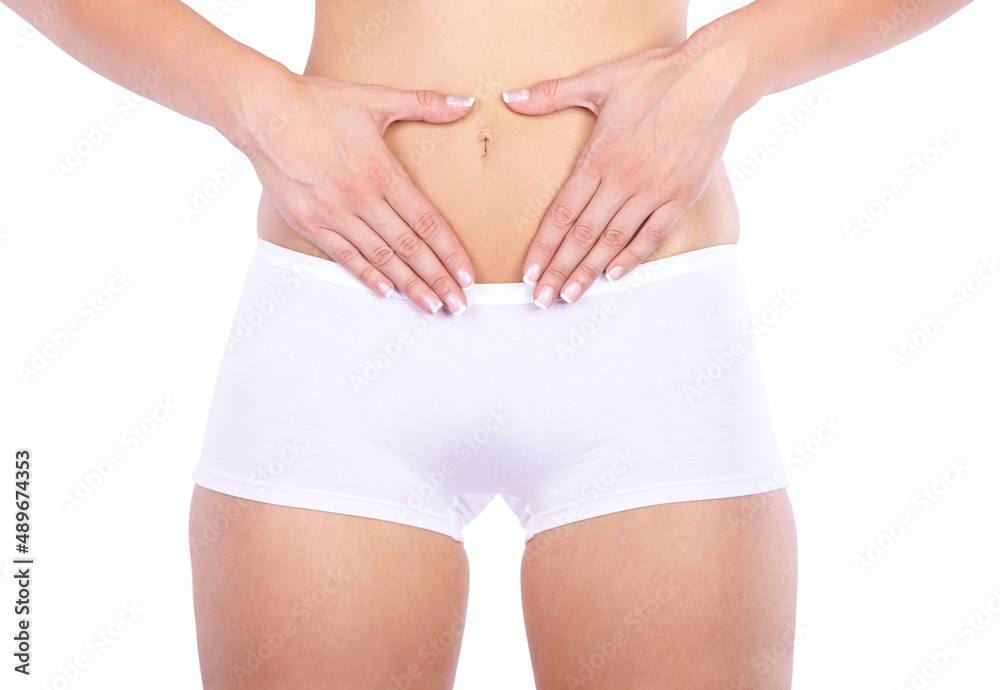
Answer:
[253,237,740,306]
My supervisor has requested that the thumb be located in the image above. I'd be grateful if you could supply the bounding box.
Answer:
[501,68,604,116]
[370,85,475,133]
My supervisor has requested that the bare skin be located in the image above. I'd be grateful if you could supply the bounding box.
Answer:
[519,490,797,689]
[257,0,739,286]
[188,487,472,689]
[189,485,796,689]
[3,0,969,313]
[228,3,789,684]
[3,0,972,686]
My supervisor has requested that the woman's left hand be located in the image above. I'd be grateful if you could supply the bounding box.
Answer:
[502,30,753,308]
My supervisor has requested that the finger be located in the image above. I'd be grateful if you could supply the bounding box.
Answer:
[531,187,630,308]
[381,164,475,291]
[309,224,398,299]
[367,84,476,135]
[501,64,610,117]
[298,219,399,299]
[604,200,687,283]
[522,111,628,290]
[355,198,469,316]
[558,196,656,303]
[521,162,600,285]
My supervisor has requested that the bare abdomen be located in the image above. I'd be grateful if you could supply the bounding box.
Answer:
[257,0,740,283]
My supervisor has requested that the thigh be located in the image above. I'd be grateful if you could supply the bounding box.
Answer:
[520,490,798,690]
[188,485,470,690]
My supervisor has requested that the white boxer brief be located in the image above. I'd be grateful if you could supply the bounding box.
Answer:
[191,238,788,544]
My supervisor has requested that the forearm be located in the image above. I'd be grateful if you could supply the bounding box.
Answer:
[702,0,975,115]
[2,0,292,139]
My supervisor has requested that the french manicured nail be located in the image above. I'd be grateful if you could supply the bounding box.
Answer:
[522,263,541,284]
[606,265,624,281]
[445,292,466,316]
[377,281,395,297]
[446,95,475,108]
[560,281,582,303]
[503,89,529,104]
[456,268,474,288]
[423,294,443,313]
[533,285,555,310]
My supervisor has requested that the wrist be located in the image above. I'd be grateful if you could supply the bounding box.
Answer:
[215,58,299,153]
[681,10,775,120]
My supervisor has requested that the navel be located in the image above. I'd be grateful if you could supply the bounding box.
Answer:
[478,128,493,157]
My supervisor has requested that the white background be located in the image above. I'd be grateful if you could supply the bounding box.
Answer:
[1,0,998,688]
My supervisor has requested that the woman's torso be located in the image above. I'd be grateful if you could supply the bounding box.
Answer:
[257,0,740,284]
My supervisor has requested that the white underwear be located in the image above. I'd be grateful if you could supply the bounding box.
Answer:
[191,238,788,543]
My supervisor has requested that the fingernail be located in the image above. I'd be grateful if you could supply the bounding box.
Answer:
[456,268,474,288]
[446,95,475,108]
[445,292,466,316]
[533,285,555,310]
[606,265,624,282]
[560,281,582,303]
[522,263,541,285]
[377,281,395,297]
[503,89,528,104]
[423,293,444,313]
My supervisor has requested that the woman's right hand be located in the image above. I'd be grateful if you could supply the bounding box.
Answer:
[223,69,477,315]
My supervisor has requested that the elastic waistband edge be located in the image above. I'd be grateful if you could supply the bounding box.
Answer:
[251,238,741,305]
